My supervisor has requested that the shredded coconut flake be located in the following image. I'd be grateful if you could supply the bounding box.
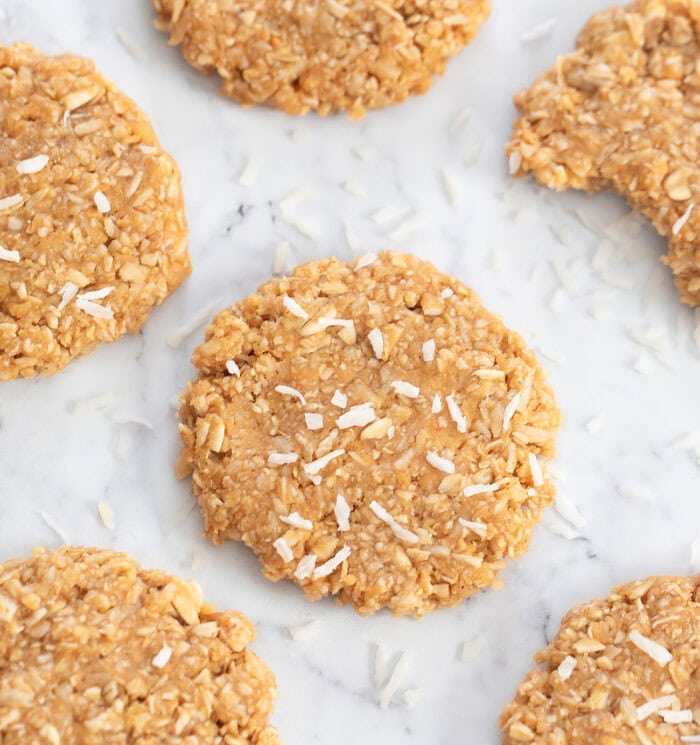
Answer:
[337,404,376,430]
[585,414,605,435]
[422,338,436,362]
[75,297,114,319]
[391,380,420,398]
[167,302,219,348]
[57,281,79,311]
[335,493,351,532]
[369,501,419,544]
[529,453,544,487]
[226,359,241,376]
[268,452,298,466]
[287,620,320,641]
[388,212,432,240]
[313,545,351,579]
[426,451,455,474]
[521,17,556,42]
[317,317,354,330]
[17,154,49,175]
[304,413,323,431]
[238,157,258,187]
[659,709,693,724]
[152,644,172,669]
[636,694,679,721]
[502,392,521,430]
[445,394,467,432]
[274,384,306,406]
[355,252,377,270]
[294,554,317,580]
[379,652,411,710]
[673,203,695,235]
[272,241,289,275]
[460,637,484,662]
[459,518,487,537]
[79,286,115,302]
[331,390,347,408]
[97,501,114,530]
[279,512,312,530]
[508,150,523,175]
[402,688,425,709]
[368,328,384,359]
[463,482,500,498]
[93,190,111,213]
[557,655,577,681]
[304,449,345,476]
[273,537,294,563]
[0,194,23,211]
[282,294,309,319]
[630,630,673,667]
[0,246,20,263]
[432,394,443,413]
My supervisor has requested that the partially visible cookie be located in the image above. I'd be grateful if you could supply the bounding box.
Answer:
[507,0,700,306]
[0,546,279,745]
[153,0,490,118]
[177,252,560,616]
[0,43,190,381]
[500,575,700,744]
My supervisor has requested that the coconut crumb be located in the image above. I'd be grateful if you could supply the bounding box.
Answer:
[304,413,323,431]
[151,643,172,669]
[0,246,20,263]
[431,394,443,413]
[355,252,377,270]
[17,154,49,175]
[294,554,317,580]
[93,190,111,213]
[304,449,345,476]
[445,394,467,432]
[273,537,294,563]
[272,241,289,275]
[274,384,306,406]
[287,620,320,641]
[0,194,23,211]
[636,694,679,721]
[502,392,521,430]
[463,482,500,497]
[226,360,241,376]
[556,656,577,681]
[335,493,351,532]
[672,203,694,235]
[337,404,376,429]
[529,453,544,486]
[331,390,348,408]
[313,545,351,579]
[521,17,556,42]
[238,157,258,187]
[422,339,436,362]
[279,512,312,530]
[391,380,420,398]
[97,501,115,531]
[368,328,384,359]
[459,518,487,537]
[426,451,455,474]
[379,652,411,710]
[460,637,484,662]
[659,709,693,724]
[282,294,309,319]
[268,452,298,466]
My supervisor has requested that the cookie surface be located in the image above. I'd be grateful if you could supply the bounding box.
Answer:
[500,575,700,744]
[0,546,279,745]
[0,43,190,381]
[177,252,559,616]
[153,0,490,118]
[506,0,700,307]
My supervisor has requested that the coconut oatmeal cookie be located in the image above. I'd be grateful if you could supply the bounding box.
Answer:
[0,43,190,381]
[0,546,279,745]
[500,575,700,744]
[152,0,490,118]
[177,252,560,616]
[507,0,700,306]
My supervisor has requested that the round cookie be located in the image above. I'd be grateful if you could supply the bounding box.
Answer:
[0,546,279,745]
[177,252,560,616]
[507,0,700,307]
[0,43,190,381]
[153,0,491,118]
[500,575,700,744]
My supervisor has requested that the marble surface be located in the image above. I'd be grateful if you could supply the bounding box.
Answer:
[1,1,699,742]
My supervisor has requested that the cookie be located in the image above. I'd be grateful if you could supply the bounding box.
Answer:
[500,575,700,744]
[506,0,700,307]
[0,546,279,745]
[0,43,190,381]
[177,252,560,616]
[153,0,490,118]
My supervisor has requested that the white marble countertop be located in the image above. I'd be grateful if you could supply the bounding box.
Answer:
[1,1,698,743]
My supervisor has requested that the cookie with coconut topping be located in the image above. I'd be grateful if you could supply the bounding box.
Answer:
[0,546,279,745]
[500,575,700,744]
[177,252,560,616]
[152,0,490,118]
[0,43,190,381]
[506,0,700,307]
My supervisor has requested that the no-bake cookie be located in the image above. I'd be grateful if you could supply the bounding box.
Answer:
[500,574,700,744]
[153,0,490,118]
[0,546,279,744]
[177,252,560,616]
[0,43,190,381]
[507,0,700,306]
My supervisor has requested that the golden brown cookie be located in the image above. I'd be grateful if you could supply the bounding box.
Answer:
[153,0,490,118]
[506,0,700,307]
[500,575,700,744]
[0,43,190,381]
[0,546,279,745]
[177,252,560,616]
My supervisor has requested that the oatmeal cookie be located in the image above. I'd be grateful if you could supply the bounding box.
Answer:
[500,575,700,744]
[506,0,700,307]
[152,0,490,118]
[0,546,279,745]
[177,252,560,616]
[0,43,190,381]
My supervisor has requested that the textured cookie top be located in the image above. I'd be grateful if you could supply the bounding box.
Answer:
[0,43,190,381]
[153,0,490,117]
[178,252,559,616]
[507,0,700,307]
[500,575,700,744]
[0,546,279,745]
